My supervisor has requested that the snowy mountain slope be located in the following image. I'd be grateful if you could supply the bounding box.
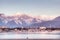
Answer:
[0,13,59,28]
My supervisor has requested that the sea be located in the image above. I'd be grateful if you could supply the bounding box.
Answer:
[0,31,60,40]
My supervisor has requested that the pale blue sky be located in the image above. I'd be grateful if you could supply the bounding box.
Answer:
[0,0,60,16]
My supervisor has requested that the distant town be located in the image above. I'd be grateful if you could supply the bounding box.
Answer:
[0,26,60,33]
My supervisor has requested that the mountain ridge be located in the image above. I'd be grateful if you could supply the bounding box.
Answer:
[0,13,59,28]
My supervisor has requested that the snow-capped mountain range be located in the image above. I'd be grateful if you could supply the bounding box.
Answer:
[0,13,60,28]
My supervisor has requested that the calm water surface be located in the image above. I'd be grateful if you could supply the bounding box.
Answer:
[0,32,60,39]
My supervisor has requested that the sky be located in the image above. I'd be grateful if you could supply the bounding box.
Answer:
[0,0,60,16]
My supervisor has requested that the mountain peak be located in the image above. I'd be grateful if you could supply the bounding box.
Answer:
[0,13,5,16]
[53,16,60,21]
[14,12,26,16]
